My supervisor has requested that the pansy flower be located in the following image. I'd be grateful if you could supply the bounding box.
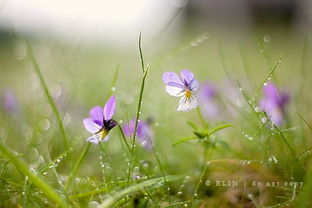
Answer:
[162,70,199,112]
[83,96,117,144]
[199,82,219,119]
[260,83,289,126]
[1,90,18,113]
[123,119,153,150]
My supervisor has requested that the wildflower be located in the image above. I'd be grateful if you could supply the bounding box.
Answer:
[199,82,219,119]
[162,70,199,111]
[123,119,153,150]
[1,90,18,113]
[259,83,289,126]
[83,96,117,144]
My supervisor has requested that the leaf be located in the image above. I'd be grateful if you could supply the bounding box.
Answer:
[187,121,199,131]
[172,136,197,147]
[208,124,232,136]
[193,130,207,139]
[0,142,68,208]
[97,175,181,208]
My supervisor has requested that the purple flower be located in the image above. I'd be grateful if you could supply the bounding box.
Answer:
[123,120,153,150]
[83,96,117,144]
[260,83,289,126]
[162,70,199,112]
[1,90,18,113]
[199,82,219,119]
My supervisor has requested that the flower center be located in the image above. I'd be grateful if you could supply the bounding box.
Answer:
[185,89,192,98]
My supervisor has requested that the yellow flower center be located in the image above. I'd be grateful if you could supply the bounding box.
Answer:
[185,89,192,98]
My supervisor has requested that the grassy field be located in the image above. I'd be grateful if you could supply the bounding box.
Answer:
[0,29,312,207]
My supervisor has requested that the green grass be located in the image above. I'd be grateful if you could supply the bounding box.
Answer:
[0,30,312,207]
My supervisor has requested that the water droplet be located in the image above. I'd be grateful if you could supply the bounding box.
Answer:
[14,44,27,60]
[111,87,116,92]
[39,119,50,131]
[177,191,183,195]
[254,106,261,112]
[263,35,272,43]
[205,180,211,186]
[51,84,62,98]
[268,155,278,164]
[141,140,147,146]
[263,82,268,87]
[63,113,71,125]
[261,117,267,123]
[154,122,160,127]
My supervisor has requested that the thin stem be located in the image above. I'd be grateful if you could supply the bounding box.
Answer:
[117,125,150,181]
[65,142,91,192]
[196,107,207,129]
[129,35,149,183]
[139,32,145,73]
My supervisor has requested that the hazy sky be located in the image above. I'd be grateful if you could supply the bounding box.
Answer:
[0,0,186,43]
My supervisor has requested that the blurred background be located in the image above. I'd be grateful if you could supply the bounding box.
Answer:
[1,1,312,207]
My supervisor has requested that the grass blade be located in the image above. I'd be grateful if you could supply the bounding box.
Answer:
[26,41,69,150]
[98,175,181,208]
[0,142,68,208]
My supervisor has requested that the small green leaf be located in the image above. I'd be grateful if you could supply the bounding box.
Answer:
[172,136,197,146]
[193,131,207,139]
[208,123,232,136]
[187,121,199,131]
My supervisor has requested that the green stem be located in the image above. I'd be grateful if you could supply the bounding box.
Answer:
[129,35,149,184]
[65,142,91,191]
[196,107,207,129]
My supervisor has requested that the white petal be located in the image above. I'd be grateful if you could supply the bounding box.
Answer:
[86,134,100,144]
[165,85,184,97]
[177,96,198,112]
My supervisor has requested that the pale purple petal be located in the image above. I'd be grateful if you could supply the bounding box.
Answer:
[83,118,101,134]
[103,96,116,120]
[162,72,184,87]
[180,70,194,85]
[189,79,200,93]
[87,134,100,144]
[165,85,184,97]
[269,109,283,126]
[200,83,216,100]
[263,83,279,102]
[123,120,135,137]
[89,106,104,125]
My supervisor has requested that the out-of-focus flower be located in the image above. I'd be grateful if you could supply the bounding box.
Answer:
[199,82,219,119]
[123,119,153,150]
[1,90,18,113]
[260,83,289,126]
[83,96,117,144]
[162,70,199,112]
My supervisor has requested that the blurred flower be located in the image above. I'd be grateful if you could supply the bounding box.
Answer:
[260,83,289,126]
[123,119,153,150]
[1,90,18,113]
[83,96,117,144]
[199,82,219,119]
[162,70,199,112]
